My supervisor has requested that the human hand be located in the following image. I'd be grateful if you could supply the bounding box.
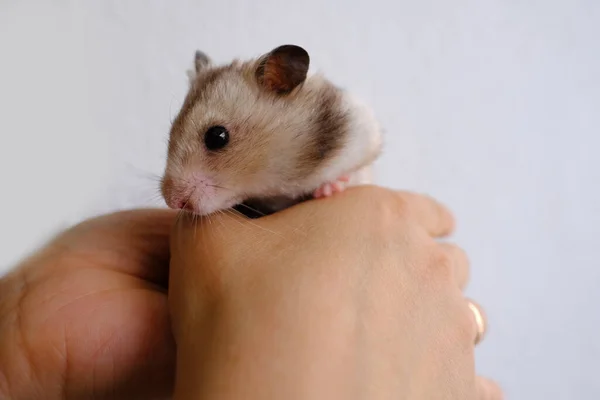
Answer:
[0,209,177,399]
[168,185,502,400]
[0,186,502,400]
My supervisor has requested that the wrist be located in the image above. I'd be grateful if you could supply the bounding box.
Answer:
[172,270,361,400]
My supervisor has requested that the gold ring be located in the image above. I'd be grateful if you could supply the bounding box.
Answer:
[467,301,486,345]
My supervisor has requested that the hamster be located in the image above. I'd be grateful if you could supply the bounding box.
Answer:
[160,44,383,218]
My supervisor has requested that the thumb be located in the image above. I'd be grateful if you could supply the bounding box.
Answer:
[167,210,260,336]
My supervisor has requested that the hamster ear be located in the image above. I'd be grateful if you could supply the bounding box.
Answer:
[194,50,211,72]
[187,50,212,83]
[255,45,310,94]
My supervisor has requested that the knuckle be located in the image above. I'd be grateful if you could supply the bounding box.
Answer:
[439,300,476,349]
[389,194,412,220]
[363,187,412,220]
[455,304,477,345]
[407,245,453,291]
[451,244,468,264]
[427,248,454,284]
[348,187,423,230]
[430,296,475,350]
[361,189,408,231]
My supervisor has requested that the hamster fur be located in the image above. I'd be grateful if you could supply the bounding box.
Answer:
[161,44,382,217]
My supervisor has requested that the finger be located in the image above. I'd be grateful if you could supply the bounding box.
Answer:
[466,299,488,346]
[476,376,503,400]
[438,242,470,289]
[61,208,178,285]
[396,192,455,238]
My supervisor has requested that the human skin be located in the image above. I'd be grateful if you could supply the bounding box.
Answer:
[169,186,501,400]
[0,185,501,399]
[0,208,177,399]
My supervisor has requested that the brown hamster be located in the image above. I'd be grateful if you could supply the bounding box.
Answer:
[161,44,382,217]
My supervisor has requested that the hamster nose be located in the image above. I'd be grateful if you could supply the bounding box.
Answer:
[166,194,193,210]
[178,200,195,211]
[162,176,194,210]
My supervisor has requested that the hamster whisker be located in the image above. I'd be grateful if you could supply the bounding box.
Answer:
[147,190,167,205]
[235,202,266,217]
[193,210,201,242]
[215,210,227,232]
[225,208,282,238]
[173,188,196,241]
[174,209,185,248]
[123,161,164,182]
[211,210,228,243]
[207,184,233,191]
[221,209,270,243]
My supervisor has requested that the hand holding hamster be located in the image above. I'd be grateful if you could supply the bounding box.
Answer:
[161,44,383,217]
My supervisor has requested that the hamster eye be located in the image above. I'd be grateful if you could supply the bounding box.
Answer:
[204,125,230,151]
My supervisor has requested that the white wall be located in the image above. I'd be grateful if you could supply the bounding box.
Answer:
[1,1,598,398]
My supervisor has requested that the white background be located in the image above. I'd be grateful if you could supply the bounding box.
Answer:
[1,1,598,398]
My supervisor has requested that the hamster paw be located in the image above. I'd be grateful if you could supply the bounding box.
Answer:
[313,175,350,199]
